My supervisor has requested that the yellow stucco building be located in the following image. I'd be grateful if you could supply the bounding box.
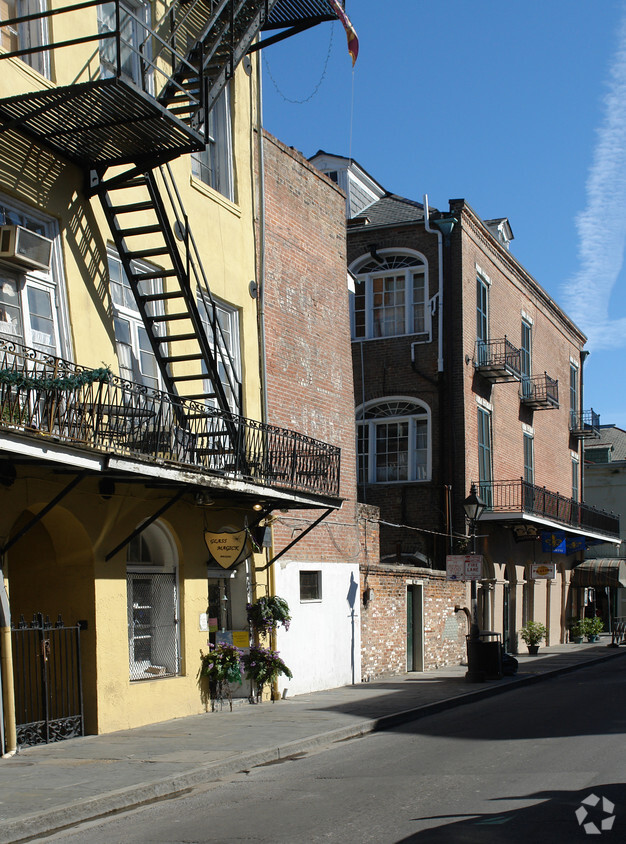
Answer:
[0,0,344,751]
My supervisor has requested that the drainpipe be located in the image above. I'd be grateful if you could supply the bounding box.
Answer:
[423,195,444,373]
[0,564,17,756]
[579,349,589,503]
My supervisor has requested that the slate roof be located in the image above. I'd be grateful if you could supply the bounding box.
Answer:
[350,193,429,228]
[585,425,626,462]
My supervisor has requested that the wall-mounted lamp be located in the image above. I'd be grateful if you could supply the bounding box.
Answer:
[363,587,374,606]
[194,491,214,506]
[252,502,264,511]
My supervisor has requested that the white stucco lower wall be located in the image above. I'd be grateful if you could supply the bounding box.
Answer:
[274,560,361,697]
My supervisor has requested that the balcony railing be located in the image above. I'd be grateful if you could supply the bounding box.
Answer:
[0,338,340,498]
[519,373,559,409]
[570,408,600,439]
[477,479,619,539]
[474,338,521,382]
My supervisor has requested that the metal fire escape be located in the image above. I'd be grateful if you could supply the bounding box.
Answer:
[0,0,341,457]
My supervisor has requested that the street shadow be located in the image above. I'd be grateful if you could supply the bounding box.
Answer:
[395,782,624,842]
[311,654,626,741]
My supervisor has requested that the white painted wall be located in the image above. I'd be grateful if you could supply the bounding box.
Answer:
[274,560,361,697]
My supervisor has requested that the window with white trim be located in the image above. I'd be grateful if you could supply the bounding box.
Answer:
[572,456,579,502]
[197,291,241,413]
[523,431,534,484]
[300,570,322,602]
[351,252,429,340]
[191,84,234,201]
[476,274,489,344]
[570,362,579,426]
[1,0,50,78]
[357,399,430,484]
[108,248,161,389]
[98,0,152,88]
[126,522,180,681]
[0,199,62,356]
[477,406,493,506]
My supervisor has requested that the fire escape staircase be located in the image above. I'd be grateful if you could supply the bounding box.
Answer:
[0,0,343,466]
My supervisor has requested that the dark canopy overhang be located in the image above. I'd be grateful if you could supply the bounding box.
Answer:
[571,559,626,588]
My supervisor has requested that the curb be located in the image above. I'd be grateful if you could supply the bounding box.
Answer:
[2,648,625,844]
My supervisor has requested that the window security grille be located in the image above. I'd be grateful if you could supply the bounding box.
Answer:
[127,571,180,681]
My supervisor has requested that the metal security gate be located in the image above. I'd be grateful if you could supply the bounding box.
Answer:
[11,613,84,748]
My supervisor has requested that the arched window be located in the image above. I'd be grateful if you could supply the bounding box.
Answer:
[126,522,180,681]
[357,399,431,484]
[350,251,429,341]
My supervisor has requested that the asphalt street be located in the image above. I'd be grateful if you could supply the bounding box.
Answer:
[42,659,626,844]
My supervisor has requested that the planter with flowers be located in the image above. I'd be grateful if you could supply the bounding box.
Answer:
[198,643,244,711]
[246,595,291,638]
[242,644,292,702]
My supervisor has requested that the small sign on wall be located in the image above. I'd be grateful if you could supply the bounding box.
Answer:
[446,554,483,581]
[531,562,556,579]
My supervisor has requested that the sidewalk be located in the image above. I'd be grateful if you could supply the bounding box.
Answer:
[1,641,624,843]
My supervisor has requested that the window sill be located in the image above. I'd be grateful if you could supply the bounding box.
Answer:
[190,175,241,217]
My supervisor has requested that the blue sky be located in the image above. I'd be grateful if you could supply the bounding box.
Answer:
[261,0,625,428]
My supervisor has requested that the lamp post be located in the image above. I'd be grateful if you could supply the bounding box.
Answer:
[463,483,485,681]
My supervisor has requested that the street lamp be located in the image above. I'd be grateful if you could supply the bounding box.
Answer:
[463,483,485,681]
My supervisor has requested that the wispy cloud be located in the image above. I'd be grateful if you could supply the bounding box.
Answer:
[564,5,626,349]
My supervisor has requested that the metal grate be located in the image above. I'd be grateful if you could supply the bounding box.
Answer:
[127,572,180,681]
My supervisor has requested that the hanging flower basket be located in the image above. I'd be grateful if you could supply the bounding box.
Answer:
[198,643,243,711]
[246,596,291,637]
[242,645,292,702]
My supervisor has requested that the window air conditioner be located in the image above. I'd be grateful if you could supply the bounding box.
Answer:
[0,225,53,271]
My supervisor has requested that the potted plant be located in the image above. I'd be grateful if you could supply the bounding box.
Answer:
[246,595,291,638]
[198,643,243,711]
[568,618,586,644]
[585,616,604,642]
[242,644,292,702]
[519,621,548,654]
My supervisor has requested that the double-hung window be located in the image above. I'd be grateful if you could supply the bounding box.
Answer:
[357,399,430,484]
[520,318,532,398]
[0,199,62,356]
[1,0,50,78]
[569,363,579,429]
[98,0,152,89]
[197,292,241,414]
[351,253,428,340]
[191,85,234,201]
[108,249,161,390]
[523,431,534,484]
[477,406,493,506]
[476,274,489,364]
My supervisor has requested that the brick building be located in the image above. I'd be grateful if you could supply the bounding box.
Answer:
[311,153,620,674]
[259,134,377,694]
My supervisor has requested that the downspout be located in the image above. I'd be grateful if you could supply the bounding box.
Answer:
[579,349,589,502]
[423,194,444,373]
[0,562,17,756]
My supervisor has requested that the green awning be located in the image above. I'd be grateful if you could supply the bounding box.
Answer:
[571,559,626,588]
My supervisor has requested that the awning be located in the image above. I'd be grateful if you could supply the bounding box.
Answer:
[571,559,626,588]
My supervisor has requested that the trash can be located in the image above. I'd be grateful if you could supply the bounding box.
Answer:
[466,631,503,681]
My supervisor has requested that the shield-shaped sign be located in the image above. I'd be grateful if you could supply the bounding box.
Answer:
[204,529,250,569]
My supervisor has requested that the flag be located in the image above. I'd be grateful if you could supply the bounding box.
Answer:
[328,0,359,66]
[541,530,566,554]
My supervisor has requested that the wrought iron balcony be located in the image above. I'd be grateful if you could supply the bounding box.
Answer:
[477,479,619,539]
[474,338,521,382]
[0,338,340,498]
[519,373,559,409]
[570,408,600,439]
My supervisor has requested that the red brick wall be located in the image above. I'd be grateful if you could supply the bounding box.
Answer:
[261,132,365,564]
[360,565,467,677]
